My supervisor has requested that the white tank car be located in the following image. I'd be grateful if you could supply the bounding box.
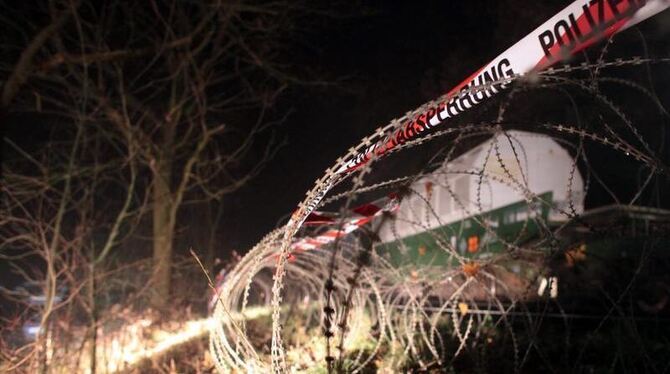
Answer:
[377,130,585,256]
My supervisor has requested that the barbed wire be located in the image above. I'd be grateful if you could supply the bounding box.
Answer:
[211,50,670,373]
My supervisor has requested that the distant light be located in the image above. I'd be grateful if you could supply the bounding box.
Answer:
[23,324,41,337]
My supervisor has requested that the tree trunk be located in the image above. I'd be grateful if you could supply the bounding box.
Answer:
[206,202,224,275]
[151,156,174,310]
[88,261,97,374]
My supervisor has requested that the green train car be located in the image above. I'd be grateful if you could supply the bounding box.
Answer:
[373,131,670,310]
[378,191,554,268]
[376,131,584,269]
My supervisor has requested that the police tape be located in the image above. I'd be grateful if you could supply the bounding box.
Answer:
[261,3,670,369]
[335,0,670,175]
[287,195,399,258]
[283,0,669,259]
[284,0,670,234]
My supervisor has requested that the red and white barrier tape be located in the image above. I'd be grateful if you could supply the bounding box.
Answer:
[289,0,670,251]
[288,195,399,256]
[334,0,670,175]
[268,2,669,370]
[285,0,669,235]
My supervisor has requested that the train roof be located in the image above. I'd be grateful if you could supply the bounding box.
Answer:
[437,129,576,168]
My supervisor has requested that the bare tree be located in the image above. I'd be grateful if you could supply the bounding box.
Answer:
[1,102,143,372]
[2,0,311,311]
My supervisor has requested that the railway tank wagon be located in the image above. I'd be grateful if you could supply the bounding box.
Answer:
[375,130,585,271]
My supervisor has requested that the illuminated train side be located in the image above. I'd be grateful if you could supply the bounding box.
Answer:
[375,130,585,269]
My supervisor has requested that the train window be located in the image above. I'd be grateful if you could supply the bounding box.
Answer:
[437,187,451,215]
[410,195,424,222]
[502,210,514,224]
[424,181,433,200]
[467,236,479,253]
[517,207,529,221]
[427,180,440,215]
[454,177,470,207]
